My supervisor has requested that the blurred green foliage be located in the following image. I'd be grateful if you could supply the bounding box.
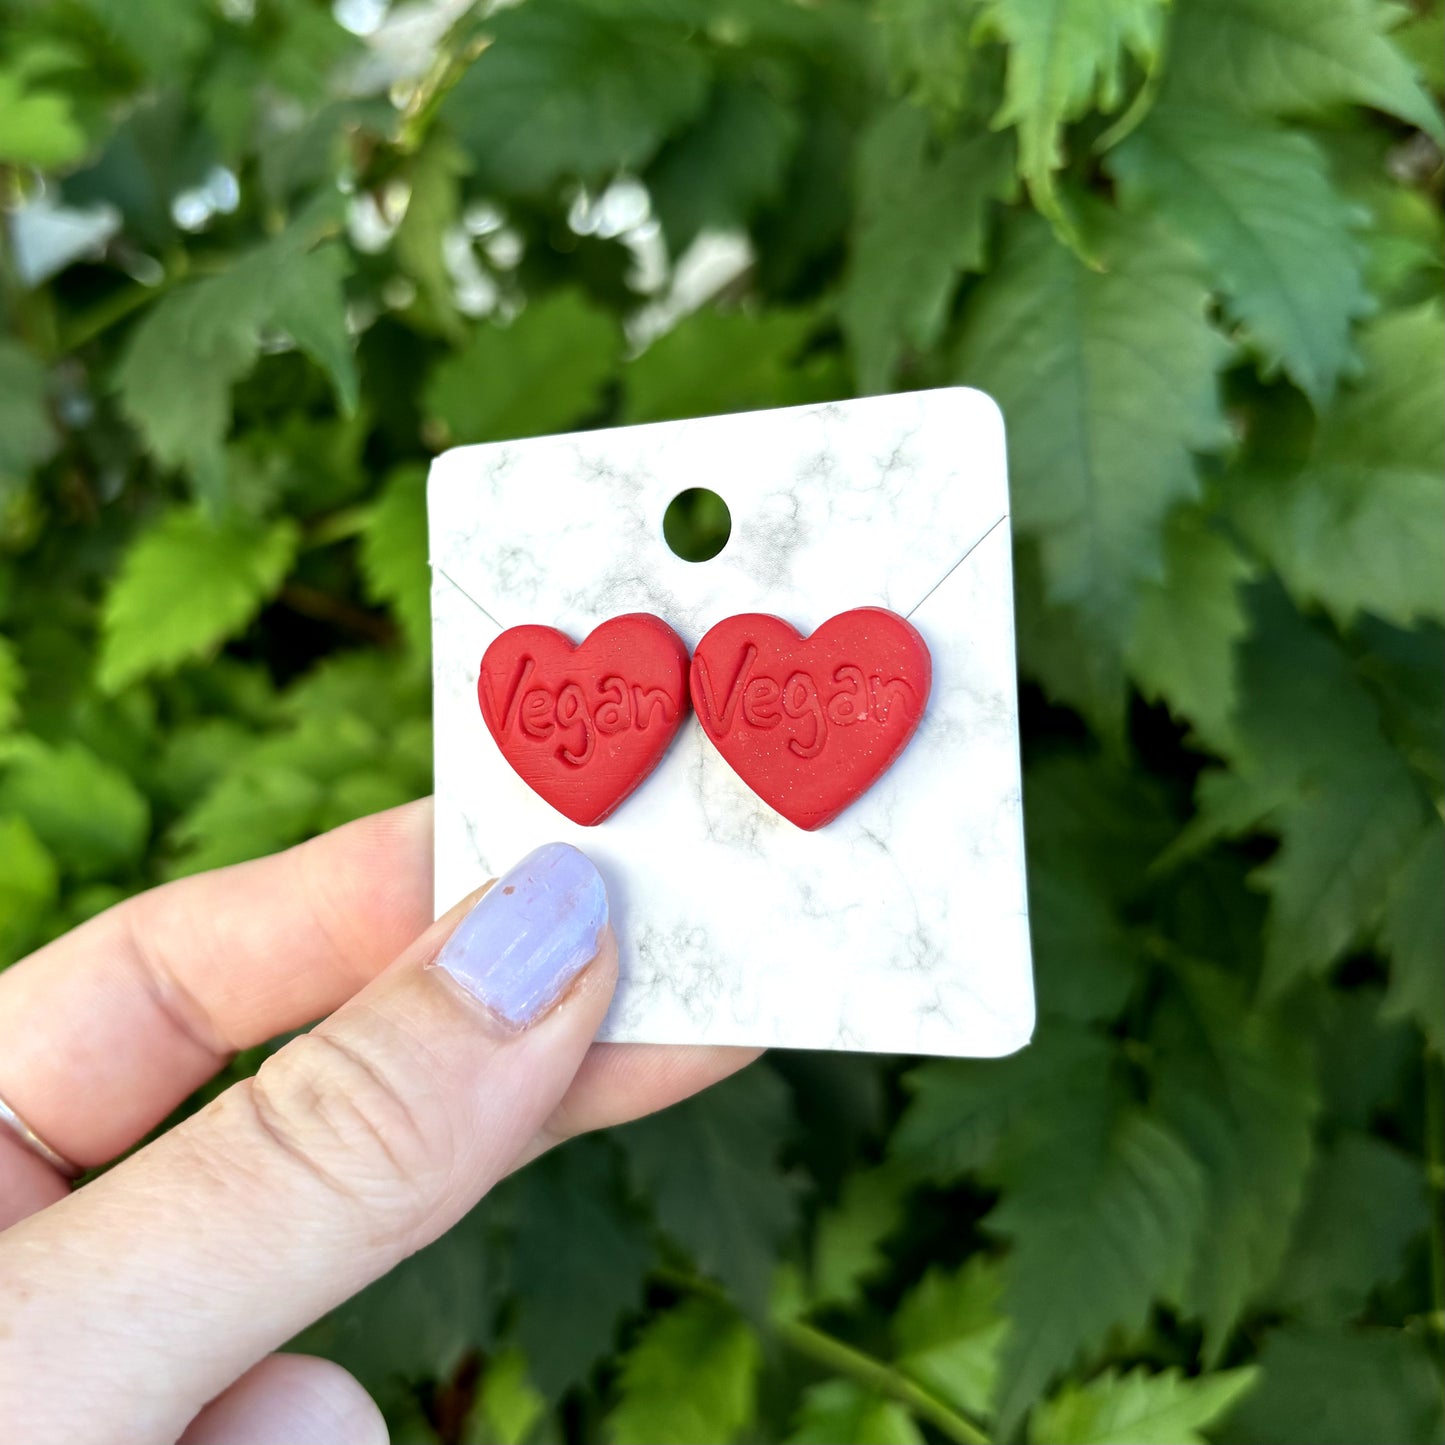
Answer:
[2,0,1443,1441]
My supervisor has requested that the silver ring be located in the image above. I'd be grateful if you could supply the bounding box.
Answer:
[0,1088,83,1181]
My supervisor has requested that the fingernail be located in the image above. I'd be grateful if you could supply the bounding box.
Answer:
[432,843,609,1028]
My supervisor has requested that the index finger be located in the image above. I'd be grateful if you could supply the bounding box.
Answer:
[0,799,434,1174]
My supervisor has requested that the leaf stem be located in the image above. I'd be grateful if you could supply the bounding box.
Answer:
[777,1317,993,1445]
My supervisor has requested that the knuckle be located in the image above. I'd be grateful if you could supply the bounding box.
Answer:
[239,1027,454,1225]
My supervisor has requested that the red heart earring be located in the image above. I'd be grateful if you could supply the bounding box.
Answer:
[478,614,691,825]
[690,607,931,830]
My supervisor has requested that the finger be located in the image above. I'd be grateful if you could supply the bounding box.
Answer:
[178,1355,385,1445]
[0,842,616,1445]
[0,1130,68,1228]
[0,798,433,1174]
[529,1043,762,1162]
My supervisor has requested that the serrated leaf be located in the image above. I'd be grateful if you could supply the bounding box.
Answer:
[1353,618,1445,801]
[988,1079,1207,1429]
[1029,1365,1260,1445]
[646,77,800,253]
[1109,104,1367,405]
[1165,0,1445,144]
[622,307,842,425]
[425,289,619,445]
[116,235,355,502]
[879,0,990,120]
[0,814,59,964]
[505,1136,655,1398]
[1271,1131,1429,1318]
[615,1065,798,1315]
[605,1297,759,1445]
[1188,587,1433,997]
[894,1021,1116,1180]
[445,0,711,193]
[0,341,57,489]
[360,464,430,656]
[0,736,150,877]
[894,1258,1009,1419]
[1378,819,1445,1051]
[1223,1327,1445,1445]
[842,102,1013,392]
[786,1381,926,1445]
[98,510,299,692]
[977,0,1168,221]
[955,209,1230,667]
[1224,304,1445,629]
[810,1163,912,1309]
[1125,509,1254,752]
[1151,963,1318,1359]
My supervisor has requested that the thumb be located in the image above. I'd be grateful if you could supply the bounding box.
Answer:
[0,843,616,1445]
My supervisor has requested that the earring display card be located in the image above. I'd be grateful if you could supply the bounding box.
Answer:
[429,388,1033,1057]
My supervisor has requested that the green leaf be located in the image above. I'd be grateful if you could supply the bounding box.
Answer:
[1029,1365,1260,1445]
[605,1297,760,1445]
[0,65,87,168]
[1224,304,1445,629]
[1013,542,1128,745]
[98,510,300,692]
[1220,1326,1445,1445]
[359,464,431,656]
[1189,587,1433,996]
[1378,819,1445,1051]
[894,1022,1117,1180]
[621,307,843,425]
[955,209,1230,668]
[879,0,990,120]
[1151,963,1318,1359]
[977,0,1168,221]
[0,638,24,733]
[425,290,619,445]
[1019,755,1172,1021]
[646,77,800,253]
[988,1079,1207,1429]
[841,102,1013,392]
[0,814,59,964]
[1271,1131,1429,1318]
[1108,104,1368,405]
[0,341,57,490]
[1125,508,1254,752]
[445,0,711,193]
[116,235,356,502]
[894,1258,1009,1419]
[73,0,210,80]
[810,1164,912,1309]
[1164,0,1445,145]
[786,1381,926,1445]
[0,737,150,878]
[616,1065,799,1315]
[462,1349,547,1445]
[505,1137,655,1398]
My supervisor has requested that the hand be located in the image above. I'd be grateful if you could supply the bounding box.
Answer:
[0,799,755,1443]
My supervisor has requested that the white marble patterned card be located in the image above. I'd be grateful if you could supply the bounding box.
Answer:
[428,388,1034,1057]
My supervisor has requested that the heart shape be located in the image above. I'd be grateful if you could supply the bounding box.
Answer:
[690,607,932,830]
[478,614,690,825]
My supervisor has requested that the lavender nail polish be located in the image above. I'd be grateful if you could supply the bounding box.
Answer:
[433,843,609,1028]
